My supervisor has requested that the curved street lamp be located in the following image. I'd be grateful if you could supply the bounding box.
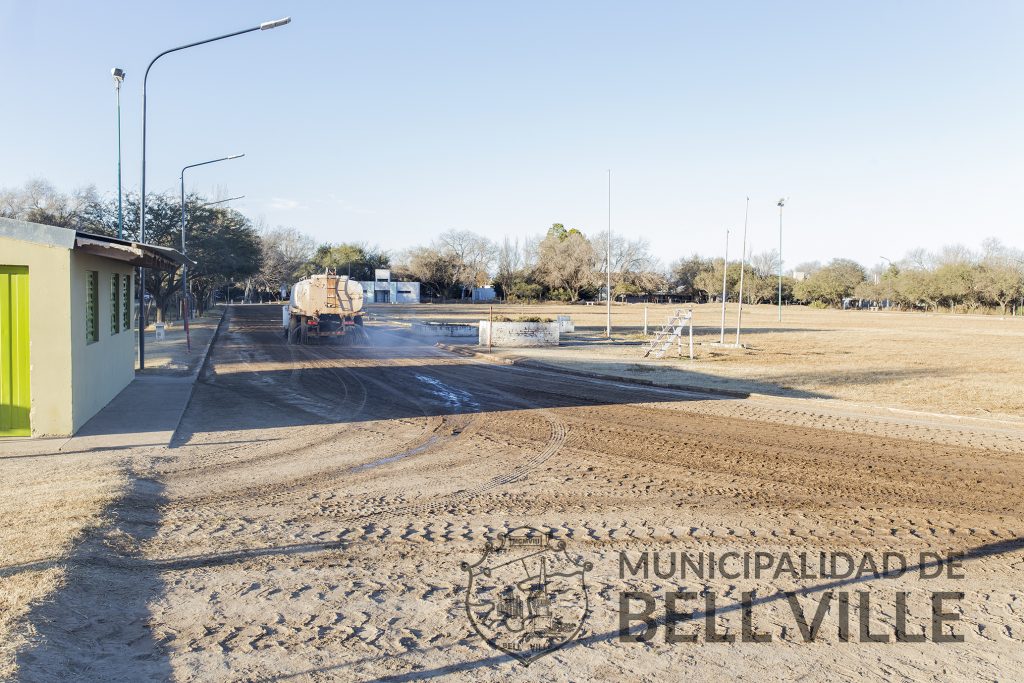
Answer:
[180,155,244,351]
[137,16,290,369]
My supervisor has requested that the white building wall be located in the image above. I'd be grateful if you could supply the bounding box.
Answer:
[478,321,559,347]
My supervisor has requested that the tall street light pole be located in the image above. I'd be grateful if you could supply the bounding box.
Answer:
[112,68,126,239]
[606,169,612,338]
[777,197,786,322]
[137,16,291,370]
[180,155,244,351]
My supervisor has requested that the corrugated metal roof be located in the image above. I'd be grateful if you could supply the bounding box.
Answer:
[0,218,190,271]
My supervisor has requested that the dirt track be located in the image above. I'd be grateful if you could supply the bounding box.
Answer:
[15,304,1024,681]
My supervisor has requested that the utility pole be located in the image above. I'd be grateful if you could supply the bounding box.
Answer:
[735,197,749,346]
[719,228,729,344]
[606,169,612,338]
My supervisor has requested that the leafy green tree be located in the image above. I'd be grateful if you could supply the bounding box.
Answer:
[121,192,262,320]
[303,242,389,280]
[793,258,866,307]
[975,264,1023,314]
[670,254,713,300]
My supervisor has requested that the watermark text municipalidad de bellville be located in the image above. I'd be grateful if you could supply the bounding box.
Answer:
[618,549,966,644]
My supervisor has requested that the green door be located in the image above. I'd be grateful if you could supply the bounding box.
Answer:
[0,266,30,436]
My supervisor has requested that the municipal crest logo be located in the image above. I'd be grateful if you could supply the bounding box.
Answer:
[461,527,592,665]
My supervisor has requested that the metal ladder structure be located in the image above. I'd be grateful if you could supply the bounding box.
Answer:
[643,308,693,359]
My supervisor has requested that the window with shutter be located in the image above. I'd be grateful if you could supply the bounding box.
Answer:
[86,270,99,344]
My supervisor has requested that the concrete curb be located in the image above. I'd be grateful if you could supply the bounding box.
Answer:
[191,306,229,380]
[167,306,229,444]
[434,342,751,399]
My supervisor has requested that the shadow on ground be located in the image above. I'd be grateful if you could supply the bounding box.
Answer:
[14,470,174,682]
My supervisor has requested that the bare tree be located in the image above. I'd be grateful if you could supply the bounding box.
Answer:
[258,225,316,296]
[0,179,110,233]
[404,245,461,298]
[437,229,495,296]
[749,249,780,278]
[592,234,657,282]
[494,237,525,299]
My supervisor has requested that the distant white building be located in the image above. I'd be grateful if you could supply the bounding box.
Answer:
[355,269,420,304]
[472,287,496,302]
[791,271,809,282]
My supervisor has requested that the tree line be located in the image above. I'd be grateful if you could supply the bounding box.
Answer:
[4,179,1023,315]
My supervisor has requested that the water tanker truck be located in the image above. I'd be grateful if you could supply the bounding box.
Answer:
[283,272,367,344]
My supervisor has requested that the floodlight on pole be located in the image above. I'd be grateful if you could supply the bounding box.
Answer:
[136,17,291,369]
[112,68,126,239]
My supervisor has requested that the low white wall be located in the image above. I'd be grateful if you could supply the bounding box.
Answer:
[412,321,478,338]
[478,321,559,347]
[557,315,574,333]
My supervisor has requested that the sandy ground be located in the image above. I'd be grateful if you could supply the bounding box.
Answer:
[4,303,1024,681]
[376,302,1024,418]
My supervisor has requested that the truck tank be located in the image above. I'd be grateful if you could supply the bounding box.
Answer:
[284,273,367,344]
[289,273,364,317]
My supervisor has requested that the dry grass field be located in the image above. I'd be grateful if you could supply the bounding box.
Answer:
[0,451,127,678]
[375,302,1024,419]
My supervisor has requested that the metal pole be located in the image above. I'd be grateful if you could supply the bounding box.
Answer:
[606,169,612,338]
[688,314,694,360]
[719,229,729,344]
[179,155,244,353]
[778,198,785,322]
[114,72,124,240]
[735,197,749,346]
[643,306,648,335]
[488,305,493,352]
[137,17,290,370]
[180,177,189,351]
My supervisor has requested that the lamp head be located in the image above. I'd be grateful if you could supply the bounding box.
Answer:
[111,67,126,82]
[260,17,291,30]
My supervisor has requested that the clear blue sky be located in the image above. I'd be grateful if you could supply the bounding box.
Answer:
[1,1,1021,269]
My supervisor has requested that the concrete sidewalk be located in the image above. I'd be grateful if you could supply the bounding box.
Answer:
[0,307,227,458]
[135,307,224,375]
